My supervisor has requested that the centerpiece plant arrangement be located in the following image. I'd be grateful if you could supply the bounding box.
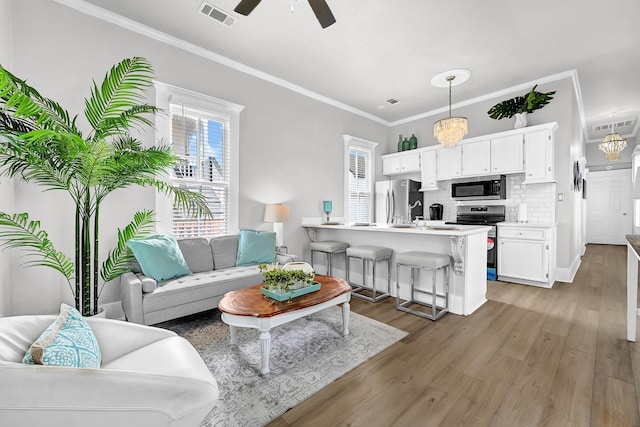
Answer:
[259,263,315,295]
[487,85,556,128]
[0,57,211,316]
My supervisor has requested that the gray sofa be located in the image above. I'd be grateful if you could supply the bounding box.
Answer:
[120,235,294,325]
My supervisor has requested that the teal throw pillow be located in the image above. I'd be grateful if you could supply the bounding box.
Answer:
[23,303,101,368]
[236,229,277,266]
[126,234,192,282]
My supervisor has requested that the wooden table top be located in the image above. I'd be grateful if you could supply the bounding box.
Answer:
[218,275,351,317]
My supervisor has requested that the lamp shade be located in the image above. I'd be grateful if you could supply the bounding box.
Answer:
[264,204,290,223]
[598,132,627,162]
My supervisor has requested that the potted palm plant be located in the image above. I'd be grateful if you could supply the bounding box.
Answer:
[0,57,211,316]
[487,85,556,128]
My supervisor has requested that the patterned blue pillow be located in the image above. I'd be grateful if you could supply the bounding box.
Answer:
[23,303,101,368]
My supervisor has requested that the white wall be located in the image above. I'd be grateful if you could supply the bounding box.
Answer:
[9,0,388,314]
[0,0,14,317]
[388,78,586,280]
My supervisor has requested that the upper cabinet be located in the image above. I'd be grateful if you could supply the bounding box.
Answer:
[382,150,421,175]
[436,145,462,180]
[523,124,557,184]
[420,148,439,191]
[491,134,524,174]
[461,139,491,176]
[382,122,557,182]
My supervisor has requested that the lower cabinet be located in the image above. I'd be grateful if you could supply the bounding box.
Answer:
[497,224,556,288]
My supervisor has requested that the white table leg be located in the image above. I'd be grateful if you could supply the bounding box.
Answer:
[229,325,238,344]
[259,330,271,375]
[342,301,350,336]
[627,243,638,342]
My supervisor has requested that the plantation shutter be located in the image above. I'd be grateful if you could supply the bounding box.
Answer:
[348,146,373,223]
[170,104,231,237]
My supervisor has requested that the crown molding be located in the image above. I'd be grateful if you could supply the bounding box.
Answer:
[53,0,588,134]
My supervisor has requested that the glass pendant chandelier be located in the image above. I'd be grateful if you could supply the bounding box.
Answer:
[599,128,627,162]
[432,70,470,148]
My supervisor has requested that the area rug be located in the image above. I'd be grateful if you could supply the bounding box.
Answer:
[157,307,407,427]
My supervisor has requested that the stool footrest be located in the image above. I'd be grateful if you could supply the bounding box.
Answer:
[351,285,390,302]
[397,300,449,320]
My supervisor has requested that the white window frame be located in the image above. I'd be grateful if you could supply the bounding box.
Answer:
[154,81,244,236]
[343,134,378,225]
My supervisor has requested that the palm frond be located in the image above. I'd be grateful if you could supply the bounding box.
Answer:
[84,57,155,136]
[94,105,159,140]
[0,212,74,294]
[0,65,78,133]
[146,179,214,218]
[100,209,155,286]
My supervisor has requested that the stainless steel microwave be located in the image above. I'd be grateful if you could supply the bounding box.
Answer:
[451,175,506,200]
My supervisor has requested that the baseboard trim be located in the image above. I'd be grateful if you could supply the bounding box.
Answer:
[555,255,581,283]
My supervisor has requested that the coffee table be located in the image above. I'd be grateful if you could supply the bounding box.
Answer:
[218,275,351,375]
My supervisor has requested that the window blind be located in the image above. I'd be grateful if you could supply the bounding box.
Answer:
[348,146,373,223]
[170,103,231,238]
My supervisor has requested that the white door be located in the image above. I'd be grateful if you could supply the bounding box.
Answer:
[462,139,491,176]
[586,169,632,245]
[491,134,524,174]
[436,146,462,180]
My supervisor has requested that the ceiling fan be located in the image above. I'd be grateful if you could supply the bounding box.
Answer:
[234,0,336,28]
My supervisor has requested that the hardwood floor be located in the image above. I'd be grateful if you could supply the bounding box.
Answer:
[267,244,640,426]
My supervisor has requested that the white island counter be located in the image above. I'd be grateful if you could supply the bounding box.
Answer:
[302,223,490,316]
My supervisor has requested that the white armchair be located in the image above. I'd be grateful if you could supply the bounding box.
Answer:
[0,315,218,427]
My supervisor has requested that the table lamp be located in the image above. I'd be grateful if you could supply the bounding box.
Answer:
[264,203,290,248]
[323,200,332,223]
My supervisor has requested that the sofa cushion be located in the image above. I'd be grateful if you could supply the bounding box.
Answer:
[23,304,101,368]
[210,235,239,269]
[143,266,263,314]
[127,234,192,282]
[236,229,276,266]
[177,238,214,273]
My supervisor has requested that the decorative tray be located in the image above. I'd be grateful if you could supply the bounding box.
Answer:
[261,282,321,301]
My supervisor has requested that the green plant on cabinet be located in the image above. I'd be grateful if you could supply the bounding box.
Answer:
[487,85,556,120]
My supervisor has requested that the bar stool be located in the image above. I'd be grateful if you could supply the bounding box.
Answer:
[396,251,451,320]
[346,245,392,302]
[309,241,349,277]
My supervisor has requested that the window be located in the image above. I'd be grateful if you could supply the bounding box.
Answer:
[343,135,377,224]
[155,82,243,238]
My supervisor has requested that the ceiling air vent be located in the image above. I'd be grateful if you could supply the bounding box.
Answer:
[591,118,636,132]
[386,98,401,105]
[200,2,236,27]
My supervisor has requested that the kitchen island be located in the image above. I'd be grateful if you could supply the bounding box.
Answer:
[302,223,491,316]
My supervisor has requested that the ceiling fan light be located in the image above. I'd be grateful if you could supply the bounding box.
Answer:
[598,132,627,162]
[434,116,468,148]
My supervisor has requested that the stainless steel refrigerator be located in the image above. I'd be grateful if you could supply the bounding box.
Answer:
[375,179,423,224]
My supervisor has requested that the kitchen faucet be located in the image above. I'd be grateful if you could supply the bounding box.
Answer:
[409,200,422,209]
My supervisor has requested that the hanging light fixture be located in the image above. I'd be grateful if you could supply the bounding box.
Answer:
[598,125,627,162]
[432,69,470,148]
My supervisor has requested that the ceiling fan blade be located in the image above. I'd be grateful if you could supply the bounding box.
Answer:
[308,0,336,28]
[234,0,262,16]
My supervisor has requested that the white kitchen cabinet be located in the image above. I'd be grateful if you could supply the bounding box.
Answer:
[382,151,421,175]
[462,139,491,176]
[524,126,556,183]
[420,149,439,191]
[490,134,524,174]
[436,146,462,180]
[497,223,556,288]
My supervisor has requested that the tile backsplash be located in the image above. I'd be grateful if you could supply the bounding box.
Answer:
[421,174,555,223]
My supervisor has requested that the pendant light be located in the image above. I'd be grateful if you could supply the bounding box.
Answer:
[598,123,627,161]
[432,69,470,148]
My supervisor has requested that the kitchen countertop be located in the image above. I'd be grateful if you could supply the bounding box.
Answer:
[302,223,491,236]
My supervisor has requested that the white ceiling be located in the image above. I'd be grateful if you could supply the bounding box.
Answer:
[66,0,640,142]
